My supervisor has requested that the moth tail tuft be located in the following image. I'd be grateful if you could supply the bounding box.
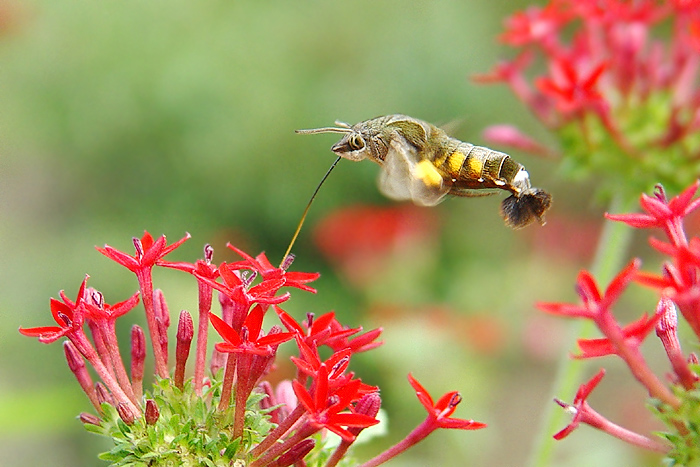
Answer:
[500,188,552,229]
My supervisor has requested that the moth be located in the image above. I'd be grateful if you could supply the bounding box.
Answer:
[296,114,552,229]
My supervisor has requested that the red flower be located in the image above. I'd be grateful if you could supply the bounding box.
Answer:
[574,312,663,359]
[536,57,608,115]
[210,305,294,356]
[20,276,88,343]
[97,231,190,273]
[197,261,290,309]
[293,365,379,442]
[408,374,487,431]
[537,259,640,320]
[276,308,383,354]
[500,3,571,47]
[314,204,438,286]
[606,181,700,246]
[83,289,140,324]
[553,369,606,439]
[226,244,319,293]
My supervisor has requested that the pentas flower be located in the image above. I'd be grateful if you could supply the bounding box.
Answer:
[573,312,662,359]
[210,305,294,356]
[478,0,700,194]
[553,369,669,452]
[97,231,191,274]
[22,234,485,466]
[97,231,190,378]
[407,374,486,431]
[608,181,700,338]
[293,366,379,442]
[276,307,384,354]
[534,182,700,461]
[359,374,486,467]
[196,261,290,313]
[606,181,700,247]
[538,260,679,408]
[21,276,140,416]
[226,243,320,293]
[553,368,606,440]
[20,275,89,344]
[536,57,608,116]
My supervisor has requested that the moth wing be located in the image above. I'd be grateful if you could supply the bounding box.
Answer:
[378,137,450,207]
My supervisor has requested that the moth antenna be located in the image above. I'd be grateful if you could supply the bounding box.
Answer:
[295,126,352,135]
[280,155,343,267]
[334,120,351,128]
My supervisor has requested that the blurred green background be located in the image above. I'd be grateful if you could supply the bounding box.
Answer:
[0,0,668,466]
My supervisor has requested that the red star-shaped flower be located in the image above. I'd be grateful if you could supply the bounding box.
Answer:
[227,244,320,293]
[408,374,487,431]
[210,305,294,356]
[553,369,606,439]
[97,231,190,273]
[574,312,663,359]
[293,365,379,442]
[20,276,89,344]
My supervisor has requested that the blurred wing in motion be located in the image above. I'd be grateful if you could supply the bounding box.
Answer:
[379,137,450,207]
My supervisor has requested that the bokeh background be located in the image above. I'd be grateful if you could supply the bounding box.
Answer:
[0,0,671,466]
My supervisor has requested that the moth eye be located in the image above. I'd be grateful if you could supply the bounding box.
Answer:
[348,134,365,151]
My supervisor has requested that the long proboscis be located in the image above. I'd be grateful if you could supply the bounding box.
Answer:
[280,154,343,267]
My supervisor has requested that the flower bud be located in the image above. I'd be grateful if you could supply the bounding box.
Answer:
[174,310,194,389]
[145,399,159,425]
[117,402,136,425]
[79,412,101,426]
[270,439,315,467]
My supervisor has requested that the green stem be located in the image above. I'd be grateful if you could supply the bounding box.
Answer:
[528,193,638,467]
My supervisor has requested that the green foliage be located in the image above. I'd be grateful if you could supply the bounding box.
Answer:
[652,382,700,466]
[88,378,274,466]
[557,93,700,201]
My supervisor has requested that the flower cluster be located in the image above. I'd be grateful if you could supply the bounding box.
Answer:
[476,0,700,195]
[537,181,700,462]
[20,231,485,466]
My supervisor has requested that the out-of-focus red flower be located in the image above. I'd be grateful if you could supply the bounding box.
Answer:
[313,204,438,285]
[574,312,663,359]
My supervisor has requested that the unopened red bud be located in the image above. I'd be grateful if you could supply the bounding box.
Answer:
[79,412,101,426]
[63,341,100,411]
[655,297,678,338]
[131,325,146,400]
[689,353,699,365]
[154,290,170,361]
[145,399,159,425]
[355,392,382,418]
[271,439,315,467]
[348,392,382,438]
[117,402,136,425]
[655,298,697,389]
[174,310,194,389]
[95,382,113,406]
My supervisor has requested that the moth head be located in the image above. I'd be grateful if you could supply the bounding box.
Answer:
[296,121,373,162]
